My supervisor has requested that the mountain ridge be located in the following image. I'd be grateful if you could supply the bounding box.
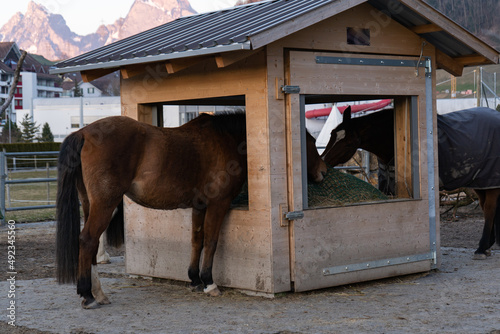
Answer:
[0,0,197,61]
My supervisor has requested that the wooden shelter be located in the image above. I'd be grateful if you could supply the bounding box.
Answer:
[52,0,499,294]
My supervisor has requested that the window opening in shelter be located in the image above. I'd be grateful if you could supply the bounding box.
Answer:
[305,96,418,208]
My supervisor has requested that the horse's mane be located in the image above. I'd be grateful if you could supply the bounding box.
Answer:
[204,111,246,138]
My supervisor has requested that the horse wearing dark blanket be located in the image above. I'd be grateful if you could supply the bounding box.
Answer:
[322,106,500,259]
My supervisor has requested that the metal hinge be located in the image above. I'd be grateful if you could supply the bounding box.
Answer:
[425,57,432,77]
[279,204,304,226]
[281,85,300,94]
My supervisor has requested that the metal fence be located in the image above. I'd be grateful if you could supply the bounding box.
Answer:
[0,151,58,224]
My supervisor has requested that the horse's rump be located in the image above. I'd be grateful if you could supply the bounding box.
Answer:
[438,107,500,190]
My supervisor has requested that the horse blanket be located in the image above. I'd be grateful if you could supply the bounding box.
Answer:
[438,107,500,190]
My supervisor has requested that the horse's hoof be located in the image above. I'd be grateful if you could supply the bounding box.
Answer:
[97,296,111,305]
[190,284,204,292]
[473,253,488,260]
[485,249,492,257]
[82,299,100,309]
[204,284,221,297]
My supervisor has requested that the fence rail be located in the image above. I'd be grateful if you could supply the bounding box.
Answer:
[0,151,59,224]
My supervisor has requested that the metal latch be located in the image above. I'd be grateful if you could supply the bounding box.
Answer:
[279,204,304,226]
[281,85,300,94]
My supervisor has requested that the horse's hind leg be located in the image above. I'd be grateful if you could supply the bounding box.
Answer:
[200,200,232,297]
[91,264,110,305]
[474,189,498,260]
[188,207,205,291]
[78,204,117,308]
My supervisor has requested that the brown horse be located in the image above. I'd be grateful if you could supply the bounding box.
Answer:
[321,106,500,260]
[57,113,326,309]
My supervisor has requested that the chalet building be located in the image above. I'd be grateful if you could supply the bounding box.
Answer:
[0,42,62,122]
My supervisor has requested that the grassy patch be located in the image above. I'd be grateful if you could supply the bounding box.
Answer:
[4,169,58,223]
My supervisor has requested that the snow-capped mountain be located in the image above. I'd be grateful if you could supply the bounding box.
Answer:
[0,0,197,61]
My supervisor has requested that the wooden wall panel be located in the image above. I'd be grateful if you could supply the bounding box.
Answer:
[124,197,275,292]
[278,3,425,57]
[289,52,427,96]
[293,201,431,291]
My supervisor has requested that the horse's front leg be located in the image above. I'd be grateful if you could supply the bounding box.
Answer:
[199,201,232,297]
[188,207,206,291]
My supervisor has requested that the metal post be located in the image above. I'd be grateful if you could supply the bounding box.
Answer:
[425,57,437,268]
[46,162,50,205]
[80,96,84,128]
[494,72,497,109]
[479,67,483,107]
[0,150,6,224]
[299,94,308,209]
[6,155,10,208]
[362,150,370,182]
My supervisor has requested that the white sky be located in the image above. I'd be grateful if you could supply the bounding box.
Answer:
[0,0,237,35]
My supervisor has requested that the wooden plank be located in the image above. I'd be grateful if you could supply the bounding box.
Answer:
[215,49,261,68]
[81,68,117,82]
[266,44,292,292]
[165,57,204,74]
[394,97,413,198]
[436,49,464,77]
[289,51,426,96]
[455,55,492,66]
[120,65,146,80]
[409,23,442,34]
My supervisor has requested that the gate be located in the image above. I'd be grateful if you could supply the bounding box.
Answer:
[285,51,438,291]
[0,151,58,224]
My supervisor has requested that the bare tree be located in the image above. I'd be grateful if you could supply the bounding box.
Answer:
[0,50,28,114]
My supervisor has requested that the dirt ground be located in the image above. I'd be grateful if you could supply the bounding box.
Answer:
[1,203,500,333]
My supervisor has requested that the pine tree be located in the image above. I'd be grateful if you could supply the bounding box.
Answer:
[0,120,22,143]
[20,114,40,143]
[39,122,54,142]
[74,80,83,97]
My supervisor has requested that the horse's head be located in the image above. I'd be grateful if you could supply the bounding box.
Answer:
[306,131,327,183]
[321,106,361,167]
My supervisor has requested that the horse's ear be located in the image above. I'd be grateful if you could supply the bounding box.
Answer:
[343,106,352,123]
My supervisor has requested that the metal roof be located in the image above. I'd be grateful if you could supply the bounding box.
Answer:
[51,0,499,75]
[52,0,336,74]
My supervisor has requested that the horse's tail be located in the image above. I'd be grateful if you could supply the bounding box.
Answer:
[56,132,85,284]
[106,200,124,248]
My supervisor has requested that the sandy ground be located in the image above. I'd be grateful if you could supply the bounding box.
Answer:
[1,203,500,334]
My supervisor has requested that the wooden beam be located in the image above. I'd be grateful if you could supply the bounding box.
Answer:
[215,49,261,68]
[165,57,203,74]
[409,23,442,34]
[435,49,463,77]
[81,68,117,82]
[120,65,146,80]
[454,55,492,66]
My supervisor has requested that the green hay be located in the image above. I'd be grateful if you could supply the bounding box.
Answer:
[232,166,388,208]
[307,166,388,207]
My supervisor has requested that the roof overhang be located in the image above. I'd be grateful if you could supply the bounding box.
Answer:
[50,41,251,75]
[50,0,499,79]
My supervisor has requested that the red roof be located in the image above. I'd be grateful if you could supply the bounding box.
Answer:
[305,99,392,119]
